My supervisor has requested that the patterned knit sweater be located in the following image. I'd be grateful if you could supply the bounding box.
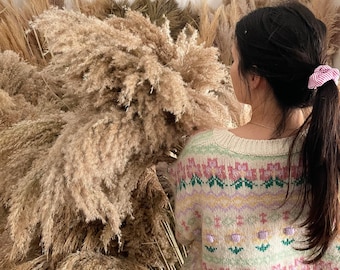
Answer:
[170,129,340,270]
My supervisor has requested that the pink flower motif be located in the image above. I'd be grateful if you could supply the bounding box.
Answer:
[289,158,303,179]
[186,158,202,178]
[230,233,241,243]
[259,163,287,181]
[173,161,186,183]
[283,227,295,236]
[202,158,226,179]
[258,230,268,240]
[207,234,215,243]
[227,162,256,181]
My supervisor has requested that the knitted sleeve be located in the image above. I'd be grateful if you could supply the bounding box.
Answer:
[169,130,213,246]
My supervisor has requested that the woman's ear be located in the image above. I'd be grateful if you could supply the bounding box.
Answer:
[247,72,262,90]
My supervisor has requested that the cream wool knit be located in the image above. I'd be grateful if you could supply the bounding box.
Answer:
[170,129,340,270]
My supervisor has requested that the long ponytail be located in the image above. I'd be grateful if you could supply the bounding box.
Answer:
[234,1,340,263]
[299,79,340,262]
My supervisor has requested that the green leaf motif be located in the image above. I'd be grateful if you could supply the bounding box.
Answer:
[275,178,285,187]
[262,177,287,189]
[231,178,255,190]
[255,243,270,252]
[281,238,295,246]
[228,246,244,255]
[206,177,215,188]
[216,177,224,188]
[262,178,274,189]
[205,245,217,253]
[189,175,203,187]
[179,180,187,191]
[244,179,255,189]
[206,176,224,189]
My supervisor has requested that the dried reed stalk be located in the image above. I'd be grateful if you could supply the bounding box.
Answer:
[0,0,51,65]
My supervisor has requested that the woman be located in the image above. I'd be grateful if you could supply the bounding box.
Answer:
[170,1,340,269]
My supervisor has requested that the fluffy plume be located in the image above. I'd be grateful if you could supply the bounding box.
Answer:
[304,0,340,65]
[72,0,199,40]
[0,7,234,269]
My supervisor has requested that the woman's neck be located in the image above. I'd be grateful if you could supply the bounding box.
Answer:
[230,108,305,140]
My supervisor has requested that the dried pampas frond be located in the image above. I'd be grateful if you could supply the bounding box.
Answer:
[73,0,120,18]
[130,0,198,39]
[0,50,61,108]
[121,167,177,267]
[57,251,148,270]
[0,206,14,270]
[198,0,252,66]
[197,1,222,47]
[49,0,64,8]
[0,90,16,126]
[0,0,51,65]
[73,0,199,40]
[9,255,49,270]
[305,0,340,64]
[1,7,234,269]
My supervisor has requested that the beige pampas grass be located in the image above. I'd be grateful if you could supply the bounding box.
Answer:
[0,0,51,65]
[305,0,340,65]
[0,50,61,108]
[0,90,17,128]
[57,252,148,270]
[1,7,233,269]
[72,0,199,40]
[197,1,222,47]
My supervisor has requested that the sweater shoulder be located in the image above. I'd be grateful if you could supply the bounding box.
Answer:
[181,128,302,158]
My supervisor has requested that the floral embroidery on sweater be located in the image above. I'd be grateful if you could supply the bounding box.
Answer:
[171,130,340,269]
[173,159,303,191]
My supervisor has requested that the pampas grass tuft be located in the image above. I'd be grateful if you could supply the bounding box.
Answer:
[305,0,340,65]
[73,0,199,40]
[1,7,234,269]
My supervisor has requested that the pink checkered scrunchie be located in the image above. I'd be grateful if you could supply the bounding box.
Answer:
[307,65,339,90]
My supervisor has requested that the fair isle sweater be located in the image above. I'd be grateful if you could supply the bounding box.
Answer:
[170,129,340,270]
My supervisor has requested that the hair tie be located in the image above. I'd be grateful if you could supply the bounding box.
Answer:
[308,65,339,89]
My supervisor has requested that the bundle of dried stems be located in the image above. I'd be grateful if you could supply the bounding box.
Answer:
[0,0,53,65]
[0,5,237,269]
[75,0,199,40]
[0,0,338,269]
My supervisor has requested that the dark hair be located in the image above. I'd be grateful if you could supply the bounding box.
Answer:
[235,1,340,263]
